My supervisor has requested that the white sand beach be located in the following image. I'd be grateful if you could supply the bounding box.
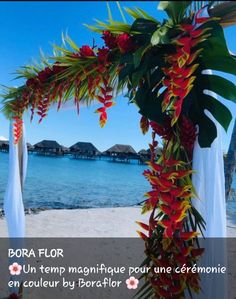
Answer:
[0,207,236,299]
[0,207,236,237]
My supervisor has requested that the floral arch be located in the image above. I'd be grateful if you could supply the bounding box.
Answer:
[1,1,236,298]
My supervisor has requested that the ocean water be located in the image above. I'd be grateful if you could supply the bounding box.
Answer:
[0,152,148,209]
[0,152,235,211]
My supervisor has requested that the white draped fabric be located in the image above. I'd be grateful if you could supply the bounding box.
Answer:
[192,112,227,237]
[192,10,226,237]
[192,83,227,298]
[4,122,28,238]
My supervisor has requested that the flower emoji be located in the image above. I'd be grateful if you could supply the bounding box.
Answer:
[9,262,22,276]
[126,276,139,289]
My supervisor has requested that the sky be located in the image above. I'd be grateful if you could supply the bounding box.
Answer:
[0,1,235,152]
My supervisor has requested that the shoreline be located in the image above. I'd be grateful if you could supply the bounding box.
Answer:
[0,207,235,237]
[0,205,142,218]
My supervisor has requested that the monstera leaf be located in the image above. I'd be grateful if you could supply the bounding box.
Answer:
[187,70,234,147]
[180,19,236,147]
[135,85,164,125]
[198,20,236,76]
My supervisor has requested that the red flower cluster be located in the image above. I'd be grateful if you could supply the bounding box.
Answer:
[52,61,67,74]
[150,116,173,141]
[13,116,23,144]
[102,30,117,49]
[95,77,114,127]
[137,129,203,298]
[102,30,135,54]
[74,45,115,127]
[22,44,95,134]
[150,116,197,157]
[14,29,137,143]
[180,116,197,154]
[14,61,69,143]
[26,65,57,89]
[97,47,110,66]
[162,17,211,126]
[117,33,135,53]
[79,45,95,57]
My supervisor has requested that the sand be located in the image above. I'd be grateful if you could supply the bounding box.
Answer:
[0,207,236,299]
[0,207,236,237]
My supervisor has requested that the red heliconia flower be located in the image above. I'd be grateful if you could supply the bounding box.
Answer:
[52,62,67,74]
[180,116,197,154]
[94,76,114,128]
[101,30,117,49]
[179,231,198,241]
[79,45,95,57]
[97,47,110,64]
[26,77,39,88]
[13,116,23,144]
[99,110,107,128]
[150,117,173,141]
[137,231,148,241]
[37,96,51,123]
[117,33,135,54]
[161,12,212,127]
[37,67,53,83]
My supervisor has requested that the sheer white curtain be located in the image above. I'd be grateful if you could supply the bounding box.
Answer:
[4,122,28,238]
[192,107,227,238]
[192,86,227,299]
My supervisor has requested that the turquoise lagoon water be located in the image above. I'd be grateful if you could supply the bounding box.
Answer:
[0,152,148,209]
[0,152,235,211]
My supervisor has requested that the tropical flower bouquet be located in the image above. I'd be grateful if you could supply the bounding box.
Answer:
[2,1,236,298]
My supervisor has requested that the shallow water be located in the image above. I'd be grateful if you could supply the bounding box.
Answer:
[0,152,235,211]
[0,152,148,209]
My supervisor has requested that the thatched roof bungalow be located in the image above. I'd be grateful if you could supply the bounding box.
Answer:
[34,140,65,156]
[0,140,34,153]
[27,143,34,152]
[70,142,100,159]
[104,144,137,163]
[138,149,150,164]
[138,149,149,156]
[137,147,162,164]
[147,147,162,157]
[0,140,9,152]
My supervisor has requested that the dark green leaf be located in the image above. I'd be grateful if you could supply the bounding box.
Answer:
[202,94,232,132]
[119,64,134,82]
[203,74,236,104]
[197,112,217,147]
[135,87,164,124]
[130,18,159,34]
[199,21,236,76]
[133,45,150,68]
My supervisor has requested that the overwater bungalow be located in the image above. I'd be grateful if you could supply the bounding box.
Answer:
[147,147,162,158]
[27,143,34,153]
[138,149,151,164]
[61,146,70,155]
[104,144,137,163]
[0,140,9,152]
[70,141,100,159]
[34,140,65,156]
